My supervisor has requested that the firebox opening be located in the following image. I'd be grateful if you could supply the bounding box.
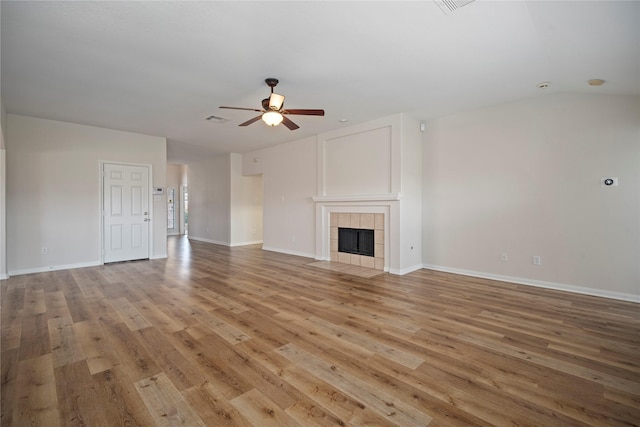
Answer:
[338,228,375,257]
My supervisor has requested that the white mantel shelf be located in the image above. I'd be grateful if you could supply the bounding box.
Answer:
[312,193,402,203]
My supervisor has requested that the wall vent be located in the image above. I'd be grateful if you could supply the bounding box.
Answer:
[434,0,475,15]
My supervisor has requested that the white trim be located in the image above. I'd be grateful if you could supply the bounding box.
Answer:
[422,264,640,303]
[312,193,402,203]
[317,114,403,197]
[389,263,423,276]
[229,240,263,247]
[188,236,229,246]
[0,274,8,280]
[150,253,168,260]
[262,246,315,259]
[188,237,264,249]
[9,261,101,276]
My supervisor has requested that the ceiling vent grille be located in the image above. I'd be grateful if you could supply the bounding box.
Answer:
[434,0,476,15]
[205,115,229,123]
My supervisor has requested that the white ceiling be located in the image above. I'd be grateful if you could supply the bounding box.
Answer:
[2,1,639,164]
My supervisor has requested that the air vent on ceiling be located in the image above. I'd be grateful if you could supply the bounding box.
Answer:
[205,115,229,123]
[434,0,476,15]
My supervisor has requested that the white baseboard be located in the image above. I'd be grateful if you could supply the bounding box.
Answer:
[188,237,263,248]
[422,264,640,303]
[229,240,263,247]
[188,236,230,246]
[262,246,315,260]
[150,252,168,260]
[0,273,9,280]
[389,263,423,276]
[9,260,101,277]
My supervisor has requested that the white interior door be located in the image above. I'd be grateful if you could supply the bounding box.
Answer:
[103,163,150,263]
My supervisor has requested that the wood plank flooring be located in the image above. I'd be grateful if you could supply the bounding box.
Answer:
[1,236,639,426]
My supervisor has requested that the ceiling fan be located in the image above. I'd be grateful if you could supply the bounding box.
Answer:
[220,78,325,130]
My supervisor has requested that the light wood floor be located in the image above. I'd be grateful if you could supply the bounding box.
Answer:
[1,236,639,426]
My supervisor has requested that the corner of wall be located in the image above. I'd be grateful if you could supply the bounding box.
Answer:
[0,147,6,280]
[0,104,6,151]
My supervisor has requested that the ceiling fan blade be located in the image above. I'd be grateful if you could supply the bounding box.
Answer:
[283,109,325,116]
[220,106,262,112]
[281,116,300,130]
[239,115,263,127]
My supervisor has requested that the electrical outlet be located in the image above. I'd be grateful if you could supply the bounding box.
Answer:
[41,247,48,255]
[533,255,541,266]
[501,252,508,261]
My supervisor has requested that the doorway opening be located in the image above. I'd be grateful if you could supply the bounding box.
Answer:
[182,185,188,235]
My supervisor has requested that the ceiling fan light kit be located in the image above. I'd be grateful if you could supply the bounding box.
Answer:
[262,110,284,126]
[219,78,325,130]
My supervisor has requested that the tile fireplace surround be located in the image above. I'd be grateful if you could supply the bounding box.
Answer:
[330,212,384,270]
[313,196,397,273]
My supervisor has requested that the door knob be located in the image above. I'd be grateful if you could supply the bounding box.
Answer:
[144,218,150,222]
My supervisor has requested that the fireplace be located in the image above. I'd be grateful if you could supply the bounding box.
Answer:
[338,228,374,257]
[329,212,384,270]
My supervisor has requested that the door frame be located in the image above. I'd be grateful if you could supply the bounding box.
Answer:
[99,161,154,264]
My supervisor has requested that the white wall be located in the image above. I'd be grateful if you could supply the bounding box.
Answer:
[0,145,6,279]
[243,99,638,301]
[6,115,167,274]
[188,153,263,247]
[0,104,6,279]
[0,0,7,279]
[243,137,317,258]
[324,126,392,195]
[313,114,415,273]
[422,93,640,301]
[187,154,231,245]
[0,105,5,146]
[230,153,263,246]
[399,114,423,273]
[245,114,424,272]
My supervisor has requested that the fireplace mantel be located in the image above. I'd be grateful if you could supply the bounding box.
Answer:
[312,193,401,203]
[312,113,421,275]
